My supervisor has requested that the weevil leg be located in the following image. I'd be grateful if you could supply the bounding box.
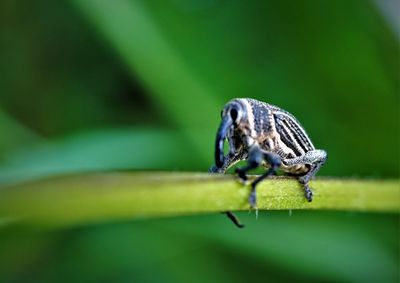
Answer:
[234,145,263,181]
[249,152,281,208]
[299,159,325,202]
[235,162,258,182]
[224,211,245,228]
[210,152,247,229]
[284,149,327,202]
[303,184,313,202]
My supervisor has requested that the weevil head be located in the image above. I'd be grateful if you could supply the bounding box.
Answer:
[214,99,247,168]
[220,100,245,126]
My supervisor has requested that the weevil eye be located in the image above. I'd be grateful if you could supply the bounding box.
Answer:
[230,108,238,122]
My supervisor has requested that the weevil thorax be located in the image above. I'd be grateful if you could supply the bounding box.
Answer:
[222,98,273,148]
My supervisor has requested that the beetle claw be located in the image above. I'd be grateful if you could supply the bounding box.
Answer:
[304,185,313,202]
[235,168,248,181]
[208,165,222,173]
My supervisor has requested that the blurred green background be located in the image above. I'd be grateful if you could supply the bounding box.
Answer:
[0,0,398,282]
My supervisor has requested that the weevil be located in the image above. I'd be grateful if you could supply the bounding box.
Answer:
[209,98,327,228]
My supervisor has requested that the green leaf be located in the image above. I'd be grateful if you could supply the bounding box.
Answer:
[0,129,200,185]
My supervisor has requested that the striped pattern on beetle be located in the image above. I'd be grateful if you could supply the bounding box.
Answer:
[210,98,327,228]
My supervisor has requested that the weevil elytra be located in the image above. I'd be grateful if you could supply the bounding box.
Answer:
[209,98,327,228]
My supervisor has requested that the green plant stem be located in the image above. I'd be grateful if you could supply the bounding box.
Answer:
[0,172,398,226]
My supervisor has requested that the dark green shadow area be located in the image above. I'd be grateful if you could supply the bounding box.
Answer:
[0,211,398,283]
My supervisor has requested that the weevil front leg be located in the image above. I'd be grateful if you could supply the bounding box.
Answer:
[234,145,263,181]
[209,151,248,228]
[235,145,282,208]
[224,211,245,228]
[283,149,327,202]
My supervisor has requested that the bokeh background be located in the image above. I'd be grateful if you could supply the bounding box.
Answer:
[0,0,398,282]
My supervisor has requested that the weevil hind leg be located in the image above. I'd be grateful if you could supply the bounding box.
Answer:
[284,150,327,202]
[303,184,313,202]
[299,160,325,202]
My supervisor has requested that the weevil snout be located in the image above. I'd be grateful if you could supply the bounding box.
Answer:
[215,101,244,167]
